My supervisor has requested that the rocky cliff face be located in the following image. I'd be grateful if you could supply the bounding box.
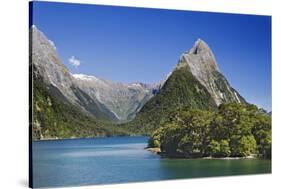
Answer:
[31,25,76,104]
[177,39,245,105]
[31,26,118,121]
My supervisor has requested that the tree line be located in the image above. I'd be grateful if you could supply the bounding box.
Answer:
[148,103,271,159]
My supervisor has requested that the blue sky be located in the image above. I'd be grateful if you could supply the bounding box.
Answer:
[31,2,272,111]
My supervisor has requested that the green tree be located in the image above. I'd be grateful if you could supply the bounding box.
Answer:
[252,114,271,158]
[215,103,257,157]
[231,135,257,157]
[158,109,214,157]
[160,123,182,156]
[208,139,230,157]
[147,103,271,159]
[148,127,164,148]
[209,140,221,157]
[219,140,231,157]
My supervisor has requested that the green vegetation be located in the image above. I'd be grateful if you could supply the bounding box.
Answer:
[32,62,271,161]
[148,103,271,159]
[124,65,217,135]
[32,73,130,140]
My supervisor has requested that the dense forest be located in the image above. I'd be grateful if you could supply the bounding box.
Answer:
[148,103,271,159]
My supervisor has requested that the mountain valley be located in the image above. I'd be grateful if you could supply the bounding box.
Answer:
[31,26,248,140]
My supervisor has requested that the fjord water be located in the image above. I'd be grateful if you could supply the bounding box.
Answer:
[32,136,271,188]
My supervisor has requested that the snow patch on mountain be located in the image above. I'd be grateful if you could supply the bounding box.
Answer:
[73,74,99,82]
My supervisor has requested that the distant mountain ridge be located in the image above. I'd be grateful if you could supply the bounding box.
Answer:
[72,73,155,121]
[31,25,247,139]
[31,25,156,123]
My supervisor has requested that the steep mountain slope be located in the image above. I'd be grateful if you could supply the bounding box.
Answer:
[126,39,246,134]
[125,63,218,134]
[31,25,118,122]
[73,74,154,121]
[179,39,246,105]
[31,26,155,122]
[32,72,130,140]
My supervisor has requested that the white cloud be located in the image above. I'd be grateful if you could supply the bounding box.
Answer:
[68,56,81,67]
[48,40,56,50]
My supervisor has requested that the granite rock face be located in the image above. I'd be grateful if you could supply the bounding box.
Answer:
[31,25,76,104]
[177,39,245,105]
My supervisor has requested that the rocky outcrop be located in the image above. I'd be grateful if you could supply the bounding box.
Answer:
[177,39,245,105]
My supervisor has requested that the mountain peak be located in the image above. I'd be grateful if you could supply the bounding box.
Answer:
[174,39,245,105]
[188,38,211,55]
[177,39,219,72]
[184,39,219,71]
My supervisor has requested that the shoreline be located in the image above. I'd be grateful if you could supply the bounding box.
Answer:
[146,147,161,154]
[32,135,146,142]
[33,138,269,160]
[146,147,257,160]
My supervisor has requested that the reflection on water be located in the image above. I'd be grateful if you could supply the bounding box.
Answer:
[159,158,271,179]
[32,136,271,188]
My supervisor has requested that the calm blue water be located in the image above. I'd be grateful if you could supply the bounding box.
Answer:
[32,136,271,188]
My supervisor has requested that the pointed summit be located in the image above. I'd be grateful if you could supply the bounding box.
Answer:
[181,38,219,72]
[189,38,211,55]
[175,39,245,105]
[177,39,219,73]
